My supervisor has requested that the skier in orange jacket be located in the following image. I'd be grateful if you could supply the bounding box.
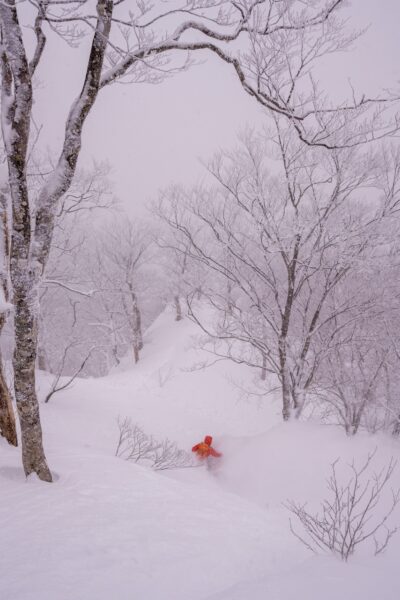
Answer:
[192,435,222,463]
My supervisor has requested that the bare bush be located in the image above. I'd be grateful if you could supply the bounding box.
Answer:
[115,417,195,471]
[152,438,195,471]
[286,451,400,561]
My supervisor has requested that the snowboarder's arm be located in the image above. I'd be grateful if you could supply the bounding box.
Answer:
[209,448,222,457]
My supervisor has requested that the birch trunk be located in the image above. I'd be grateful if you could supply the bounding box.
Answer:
[0,2,51,478]
[0,0,113,480]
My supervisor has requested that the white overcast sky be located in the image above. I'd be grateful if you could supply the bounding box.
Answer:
[30,0,400,216]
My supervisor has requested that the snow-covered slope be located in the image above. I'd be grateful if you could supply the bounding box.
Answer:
[1,305,400,600]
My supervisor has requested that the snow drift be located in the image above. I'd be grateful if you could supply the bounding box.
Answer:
[1,305,399,600]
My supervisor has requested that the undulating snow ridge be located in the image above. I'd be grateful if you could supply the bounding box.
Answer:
[1,306,399,599]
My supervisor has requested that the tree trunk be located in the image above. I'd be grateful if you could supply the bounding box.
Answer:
[37,310,48,371]
[112,346,120,366]
[13,279,52,480]
[0,188,16,446]
[279,335,292,421]
[174,296,182,321]
[292,386,306,419]
[134,301,143,351]
[260,351,267,381]
[281,374,292,422]
[37,345,47,371]
[127,287,143,361]
[0,349,17,447]
[0,5,52,480]
[133,344,139,364]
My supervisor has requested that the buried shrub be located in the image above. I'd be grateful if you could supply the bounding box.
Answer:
[286,451,400,561]
[115,417,195,470]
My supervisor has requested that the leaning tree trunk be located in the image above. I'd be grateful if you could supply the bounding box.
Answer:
[0,191,17,446]
[0,347,17,447]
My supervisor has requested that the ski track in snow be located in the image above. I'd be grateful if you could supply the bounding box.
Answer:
[1,307,400,599]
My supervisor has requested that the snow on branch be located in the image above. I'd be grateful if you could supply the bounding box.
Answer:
[42,279,95,297]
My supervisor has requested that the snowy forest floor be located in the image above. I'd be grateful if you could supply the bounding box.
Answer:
[1,306,400,600]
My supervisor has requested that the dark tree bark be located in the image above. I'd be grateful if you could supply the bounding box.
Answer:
[0,344,17,447]
[0,193,17,446]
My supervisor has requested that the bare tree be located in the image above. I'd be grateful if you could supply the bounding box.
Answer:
[316,323,392,435]
[154,229,208,322]
[93,218,153,364]
[155,126,386,420]
[0,0,397,480]
[286,452,400,561]
[37,165,117,376]
[314,160,400,435]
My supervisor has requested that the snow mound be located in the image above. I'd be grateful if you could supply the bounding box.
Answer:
[1,305,400,599]
[217,421,400,509]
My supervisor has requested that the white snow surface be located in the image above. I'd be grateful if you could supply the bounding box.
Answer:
[1,305,400,600]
